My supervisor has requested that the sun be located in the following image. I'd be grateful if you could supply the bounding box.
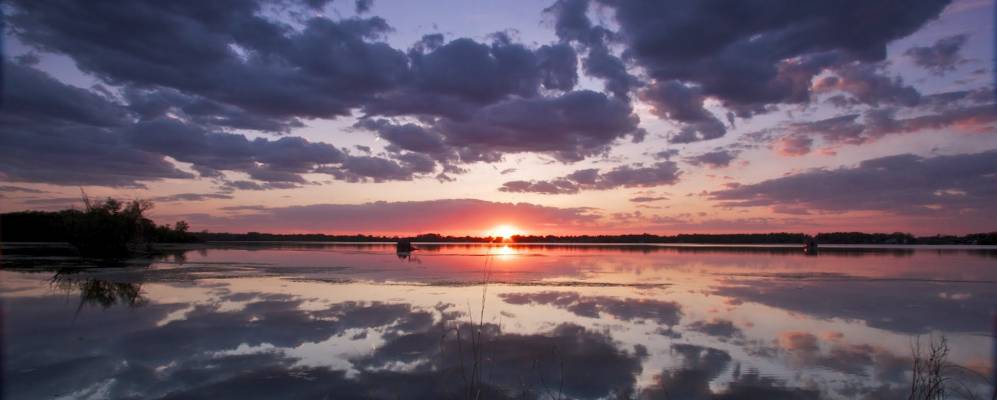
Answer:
[488,225,521,241]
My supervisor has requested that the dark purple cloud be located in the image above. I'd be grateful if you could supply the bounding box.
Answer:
[7,0,409,120]
[544,0,638,99]
[353,119,453,161]
[639,81,727,143]
[500,161,681,194]
[354,0,374,14]
[538,0,956,147]
[711,150,997,217]
[0,61,442,188]
[0,185,46,194]
[769,94,996,155]
[629,196,668,203]
[4,0,649,190]
[603,0,951,114]
[122,87,303,134]
[813,63,921,107]
[905,34,969,74]
[1,0,981,202]
[431,90,645,162]
[684,149,738,168]
[359,90,644,165]
[220,180,300,191]
[0,63,193,187]
[150,192,234,202]
[365,34,580,120]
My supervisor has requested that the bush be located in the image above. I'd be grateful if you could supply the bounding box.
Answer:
[63,197,155,258]
[61,195,198,258]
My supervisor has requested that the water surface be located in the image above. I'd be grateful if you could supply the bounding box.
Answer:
[2,243,995,399]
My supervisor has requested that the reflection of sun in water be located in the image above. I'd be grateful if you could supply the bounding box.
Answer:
[488,225,521,241]
[491,244,517,259]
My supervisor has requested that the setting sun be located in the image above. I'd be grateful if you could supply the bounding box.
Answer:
[488,225,521,240]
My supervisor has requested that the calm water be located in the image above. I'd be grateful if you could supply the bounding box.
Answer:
[1,243,995,399]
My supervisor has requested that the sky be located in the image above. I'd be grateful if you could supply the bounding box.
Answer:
[1,0,995,236]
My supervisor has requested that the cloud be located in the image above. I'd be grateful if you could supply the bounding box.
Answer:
[182,199,600,234]
[353,118,452,162]
[1,62,129,128]
[6,1,644,190]
[122,87,303,134]
[711,150,997,217]
[360,89,644,166]
[604,0,951,113]
[544,0,638,99]
[122,118,347,183]
[905,34,969,74]
[365,34,580,120]
[768,91,995,155]
[0,63,194,187]
[7,1,409,120]
[685,149,738,168]
[499,161,681,194]
[813,63,921,107]
[1,61,453,189]
[2,0,984,208]
[354,0,373,14]
[862,104,997,137]
[433,90,645,162]
[150,192,234,202]
[1,61,444,188]
[0,185,46,194]
[220,180,300,191]
[536,43,581,92]
[639,81,727,143]
[629,196,668,203]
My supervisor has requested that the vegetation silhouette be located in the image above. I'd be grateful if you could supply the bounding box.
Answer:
[49,269,147,323]
[0,193,197,259]
[908,335,996,400]
[190,231,997,245]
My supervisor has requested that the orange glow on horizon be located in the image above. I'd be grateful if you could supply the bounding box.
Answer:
[487,225,522,240]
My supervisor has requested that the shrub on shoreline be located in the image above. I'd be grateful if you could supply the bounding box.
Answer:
[0,195,198,259]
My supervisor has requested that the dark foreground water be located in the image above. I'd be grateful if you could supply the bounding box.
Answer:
[1,243,995,399]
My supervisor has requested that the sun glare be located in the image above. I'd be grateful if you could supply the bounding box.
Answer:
[488,225,521,240]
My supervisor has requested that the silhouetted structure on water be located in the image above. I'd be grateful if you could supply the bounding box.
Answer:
[804,237,819,255]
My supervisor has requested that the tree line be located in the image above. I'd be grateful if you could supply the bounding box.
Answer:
[4,203,995,249]
[194,231,996,245]
[1,196,197,258]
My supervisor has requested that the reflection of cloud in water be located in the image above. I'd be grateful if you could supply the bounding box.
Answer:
[638,344,820,400]
[715,280,997,334]
[687,319,744,341]
[775,332,894,378]
[359,321,645,399]
[5,243,997,399]
[499,291,683,326]
[4,292,646,399]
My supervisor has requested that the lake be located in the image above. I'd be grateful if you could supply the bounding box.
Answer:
[1,243,995,399]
